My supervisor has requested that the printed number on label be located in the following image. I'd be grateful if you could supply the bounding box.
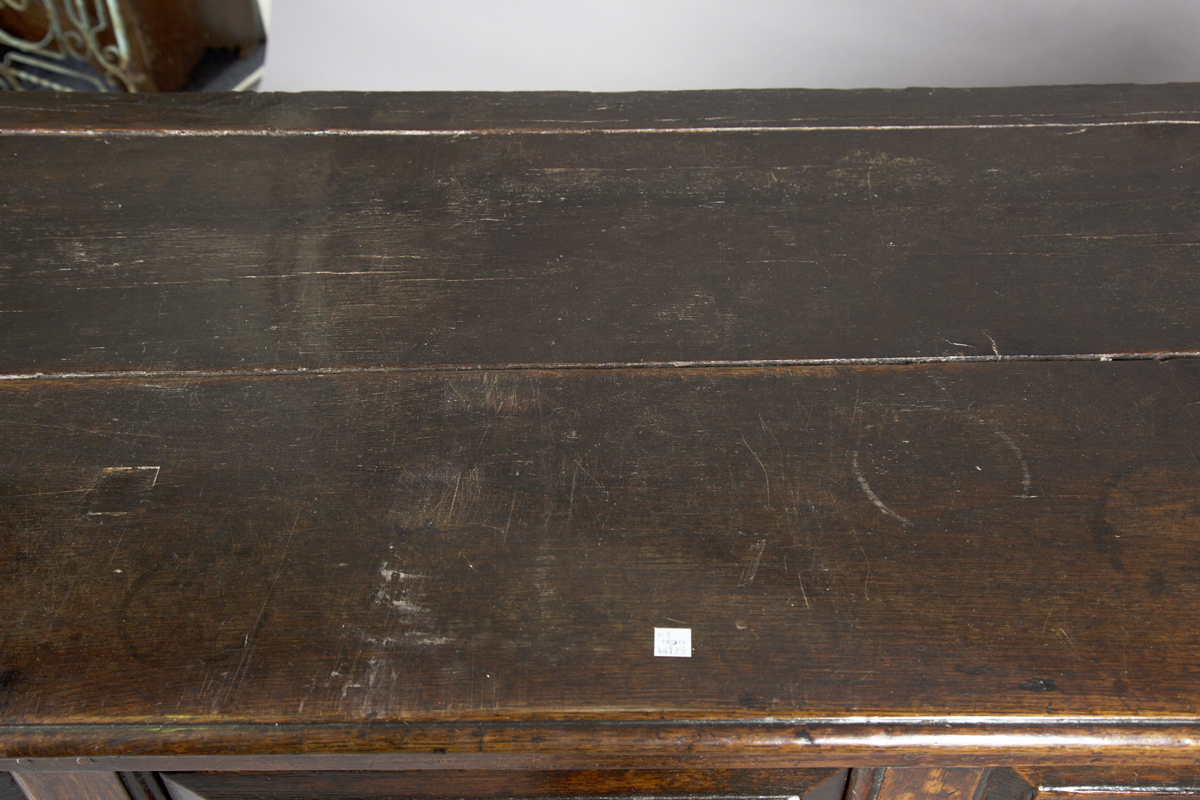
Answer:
[654,627,691,657]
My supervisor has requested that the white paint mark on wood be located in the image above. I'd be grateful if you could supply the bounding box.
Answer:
[379,563,424,582]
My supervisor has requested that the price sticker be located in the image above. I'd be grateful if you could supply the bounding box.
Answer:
[654,627,691,657]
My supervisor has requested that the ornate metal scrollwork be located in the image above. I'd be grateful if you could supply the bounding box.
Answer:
[0,0,136,91]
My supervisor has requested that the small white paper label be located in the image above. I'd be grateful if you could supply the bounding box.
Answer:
[654,627,691,657]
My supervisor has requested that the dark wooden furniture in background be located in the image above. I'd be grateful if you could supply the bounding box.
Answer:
[0,0,264,92]
[3,87,1200,799]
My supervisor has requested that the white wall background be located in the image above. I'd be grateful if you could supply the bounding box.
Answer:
[259,0,1200,92]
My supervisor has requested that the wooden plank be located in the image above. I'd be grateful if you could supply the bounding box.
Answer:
[2,358,1200,762]
[117,773,169,800]
[1015,767,1200,800]
[0,774,26,800]
[848,769,886,800]
[5,85,1200,134]
[4,91,1200,374]
[978,770,1034,800]
[6,86,1200,773]
[11,772,129,800]
[3,743,1200,772]
[875,769,987,800]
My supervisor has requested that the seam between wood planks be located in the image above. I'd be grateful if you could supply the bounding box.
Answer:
[5,120,1200,137]
[1,352,1198,383]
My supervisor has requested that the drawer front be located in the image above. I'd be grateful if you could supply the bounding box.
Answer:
[159,769,848,800]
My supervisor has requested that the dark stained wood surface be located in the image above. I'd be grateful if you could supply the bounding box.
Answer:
[3,89,1200,769]
[6,85,1200,133]
[2,360,1200,762]
[1022,766,1200,789]
[1015,766,1200,799]
[873,769,987,800]
[0,774,24,800]
[848,768,887,800]
[4,90,1200,373]
[11,771,130,800]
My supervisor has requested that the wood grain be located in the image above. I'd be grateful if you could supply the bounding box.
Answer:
[1,359,1200,762]
[0,774,25,800]
[1016,767,1200,800]
[4,91,1200,373]
[848,768,886,800]
[876,769,987,800]
[11,772,130,800]
[4,88,1200,772]
[6,85,1200,133]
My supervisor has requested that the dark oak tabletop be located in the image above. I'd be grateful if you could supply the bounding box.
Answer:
[2,86,1200,769]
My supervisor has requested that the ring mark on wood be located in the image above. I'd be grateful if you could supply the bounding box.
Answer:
[86,466,159,515]
[986,422,1034,499]
[853,448,912,526]
[854,409,1033,525]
